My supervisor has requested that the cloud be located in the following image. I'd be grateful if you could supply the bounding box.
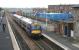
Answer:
[0,0,79,8]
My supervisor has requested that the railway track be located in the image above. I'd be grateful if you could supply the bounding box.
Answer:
[33,38,54,50]
[12,26,30,50]
[7,13,63,50]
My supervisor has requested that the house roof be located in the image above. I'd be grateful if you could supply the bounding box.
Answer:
[36,13,73,22]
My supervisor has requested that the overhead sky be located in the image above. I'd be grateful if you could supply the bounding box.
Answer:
[0,0,79,8]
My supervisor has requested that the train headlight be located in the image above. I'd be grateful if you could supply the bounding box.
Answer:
[32,30,41,34]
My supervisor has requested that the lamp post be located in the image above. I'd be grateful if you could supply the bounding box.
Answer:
[45,13,47,27]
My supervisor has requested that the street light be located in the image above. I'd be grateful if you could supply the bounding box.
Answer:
[45,13,47,27]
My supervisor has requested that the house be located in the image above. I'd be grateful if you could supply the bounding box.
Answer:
[71,5,79,40]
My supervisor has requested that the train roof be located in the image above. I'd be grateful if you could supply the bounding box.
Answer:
[13,14,41,25]
[21,17,33,24]
[13,14,23,19]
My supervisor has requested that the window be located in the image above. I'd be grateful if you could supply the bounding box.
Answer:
[32,25,41,30]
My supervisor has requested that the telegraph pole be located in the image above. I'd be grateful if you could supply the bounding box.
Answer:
[45,13,47,27]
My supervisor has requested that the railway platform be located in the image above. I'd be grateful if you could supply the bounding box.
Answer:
[0,21,13,50]
[38,21,79,50]
[42,31,79,50]
[0,14,20,50]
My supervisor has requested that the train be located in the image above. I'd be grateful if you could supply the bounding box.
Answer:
[12,14,42,38]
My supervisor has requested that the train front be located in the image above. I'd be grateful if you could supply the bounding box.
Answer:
[31,23,42,37]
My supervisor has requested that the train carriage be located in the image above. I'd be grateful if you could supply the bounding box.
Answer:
[13,14,23,24]
[13,14,42,38]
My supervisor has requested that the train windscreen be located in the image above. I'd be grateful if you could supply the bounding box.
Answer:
[32,25,41,30]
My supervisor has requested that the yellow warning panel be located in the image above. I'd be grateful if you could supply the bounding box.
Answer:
[32,30,41,34]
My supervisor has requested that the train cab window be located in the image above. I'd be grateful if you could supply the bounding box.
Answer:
[32,26,41,30]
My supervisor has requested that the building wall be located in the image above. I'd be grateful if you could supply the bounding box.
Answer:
[21,8,33,17]
[48,5,72,13]
[71,7,79,39]
[33,8,47,13]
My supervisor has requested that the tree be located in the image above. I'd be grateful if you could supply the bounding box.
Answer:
[0,8,3,11]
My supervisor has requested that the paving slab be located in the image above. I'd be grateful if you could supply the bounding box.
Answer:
[0,20,13,50]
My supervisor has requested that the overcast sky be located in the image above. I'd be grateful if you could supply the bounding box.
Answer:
[0,0,79,8]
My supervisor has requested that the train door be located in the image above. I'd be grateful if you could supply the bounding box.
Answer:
[64,23,73,37]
